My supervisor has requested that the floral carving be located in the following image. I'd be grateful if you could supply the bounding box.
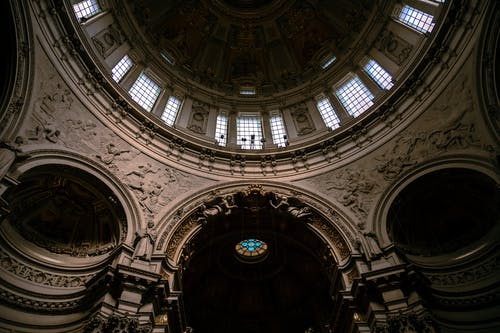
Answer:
[310,217,350,259]
[0,248,94,287]
[425,254,500,287]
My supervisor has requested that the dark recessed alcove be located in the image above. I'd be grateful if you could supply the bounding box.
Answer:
[388,168,499,257]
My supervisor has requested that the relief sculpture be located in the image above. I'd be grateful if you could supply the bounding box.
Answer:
[325,169,376,220]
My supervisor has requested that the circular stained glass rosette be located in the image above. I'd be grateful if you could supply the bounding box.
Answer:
[235,238,268,262]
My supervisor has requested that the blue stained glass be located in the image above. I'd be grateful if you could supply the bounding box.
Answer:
[236,238,268,259]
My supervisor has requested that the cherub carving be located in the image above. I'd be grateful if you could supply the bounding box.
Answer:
[269,193,312,219]
[197,195,237,224]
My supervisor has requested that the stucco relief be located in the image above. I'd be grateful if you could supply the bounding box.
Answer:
[187,103,209,135]
[300,69,492,225]
[92,23,125,58]
[425,254,500,288]
[301,168,378,223]
[15,41,123,154]
[0,248,94,288]
[375,70,491,181]
[14,42,213,221]
[122,161,211,219]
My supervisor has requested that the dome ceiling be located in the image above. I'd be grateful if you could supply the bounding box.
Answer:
[60,0,451,175]
[126,0,378,95]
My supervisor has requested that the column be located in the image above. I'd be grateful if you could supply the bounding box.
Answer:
[324,90,353,124]
[261,111,274,149]
[227,110,238,149]
[357,68,384,98]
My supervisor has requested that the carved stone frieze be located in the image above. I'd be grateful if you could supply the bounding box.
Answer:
[425,254,500,288]
[375,312,438,333]
[123,162,210,219]
[309,216,350,259]
[375,120,481,181]
[305,168,377,221]
[0,288,80,312]
[84,314,152,333]
[166,215,198,260]
[0,248,94,287]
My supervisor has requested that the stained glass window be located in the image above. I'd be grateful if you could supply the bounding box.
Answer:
[235,239,268,261]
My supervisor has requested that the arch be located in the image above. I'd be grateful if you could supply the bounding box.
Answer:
[372,155,500,265]
[154,182,365,333]
[155,182,359,267]
[2,149,141,266]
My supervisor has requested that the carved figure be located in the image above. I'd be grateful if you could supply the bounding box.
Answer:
[0,148,15,180]
[139,181,164,213]
[96,143,129,165]
[26,122,61,143]
[0,142,29,181]
[428,122,476,150]
[133,222,157,261]
[327,169,374,218]
[364,232,383,258]
[127,162,160,178]
[269,193,312,219]
[197,195,237,224]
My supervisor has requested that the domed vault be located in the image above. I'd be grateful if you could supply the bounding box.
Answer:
[0,0,499,333]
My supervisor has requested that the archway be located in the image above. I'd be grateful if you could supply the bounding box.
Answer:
[168,186,351,333]
[4,163,126,257]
